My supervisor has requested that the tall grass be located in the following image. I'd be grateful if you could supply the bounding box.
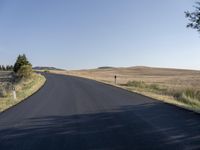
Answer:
[126,81,167,93]
[126,80,200,107]
[126,81,146,88]
[0,82,13,97]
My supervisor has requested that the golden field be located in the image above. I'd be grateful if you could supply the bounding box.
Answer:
[51,66,200,89]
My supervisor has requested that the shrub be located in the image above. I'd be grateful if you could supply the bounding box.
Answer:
[183,89,200,102]
[170,89,200,105]
[127,81,146,88]
[148,84,161,91]
[0,87,7,97]
[0,83,12,97]
[171,91,181,99]
[126,81,166,93]
[44,70,50,73]
[17,65,33,78]
[14,54,31,73]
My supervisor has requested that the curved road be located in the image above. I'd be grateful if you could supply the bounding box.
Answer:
[0,73,200,150]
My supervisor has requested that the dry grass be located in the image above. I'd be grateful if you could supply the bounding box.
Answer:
[50,66,200,113]
[51,66,200,90]
[0,73,46,112]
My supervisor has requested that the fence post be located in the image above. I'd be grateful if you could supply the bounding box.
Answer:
[13,90,16,100]
[12,85,16,100]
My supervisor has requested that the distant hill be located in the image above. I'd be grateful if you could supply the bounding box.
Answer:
[71,66,200,78]
[33,66,64,71]
[98,66,115,69]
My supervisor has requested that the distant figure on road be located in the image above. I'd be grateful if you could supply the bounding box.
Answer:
[114,75,117,84]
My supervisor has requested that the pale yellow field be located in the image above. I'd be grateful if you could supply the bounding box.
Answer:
[51,66,200,90]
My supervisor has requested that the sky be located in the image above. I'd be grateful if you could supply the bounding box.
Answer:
[0,0,199,70]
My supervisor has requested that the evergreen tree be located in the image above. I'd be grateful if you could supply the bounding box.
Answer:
[0,65,14,71]
[6,65,9,71]
[10,65,14,71]
[2,65,5,71]
[13,55,22,72]
[14,54,31,73]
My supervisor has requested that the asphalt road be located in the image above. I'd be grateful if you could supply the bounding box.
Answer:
[0,73,199,150]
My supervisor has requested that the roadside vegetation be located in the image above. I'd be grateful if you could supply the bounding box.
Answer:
[0,54,46,112]
[123,80,200,111]
[0,65,13,71]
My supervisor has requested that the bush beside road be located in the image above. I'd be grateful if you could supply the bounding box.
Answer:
[0,73,46,112]
[0,54,46,112]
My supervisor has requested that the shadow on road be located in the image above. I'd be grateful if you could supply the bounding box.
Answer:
[0,103,199,150]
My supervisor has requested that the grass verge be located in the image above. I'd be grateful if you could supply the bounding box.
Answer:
[0,73,46,112]
[119,81,200,113]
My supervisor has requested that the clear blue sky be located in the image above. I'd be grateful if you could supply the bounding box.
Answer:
[0,0,199,70]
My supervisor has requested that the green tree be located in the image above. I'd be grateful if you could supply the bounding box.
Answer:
[17,65,33,78]
[10,65,14,71]
[2,65,6,71]
[185,2,200,33]
[6,65,9,71]
[0,65,2,71]
[13,55,22,72]
[14,54,31,73]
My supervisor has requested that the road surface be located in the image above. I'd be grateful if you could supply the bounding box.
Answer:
[0,73,199,150]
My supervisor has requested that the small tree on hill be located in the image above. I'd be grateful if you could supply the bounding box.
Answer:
[14,54,31,73]
[14,54,32,78]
